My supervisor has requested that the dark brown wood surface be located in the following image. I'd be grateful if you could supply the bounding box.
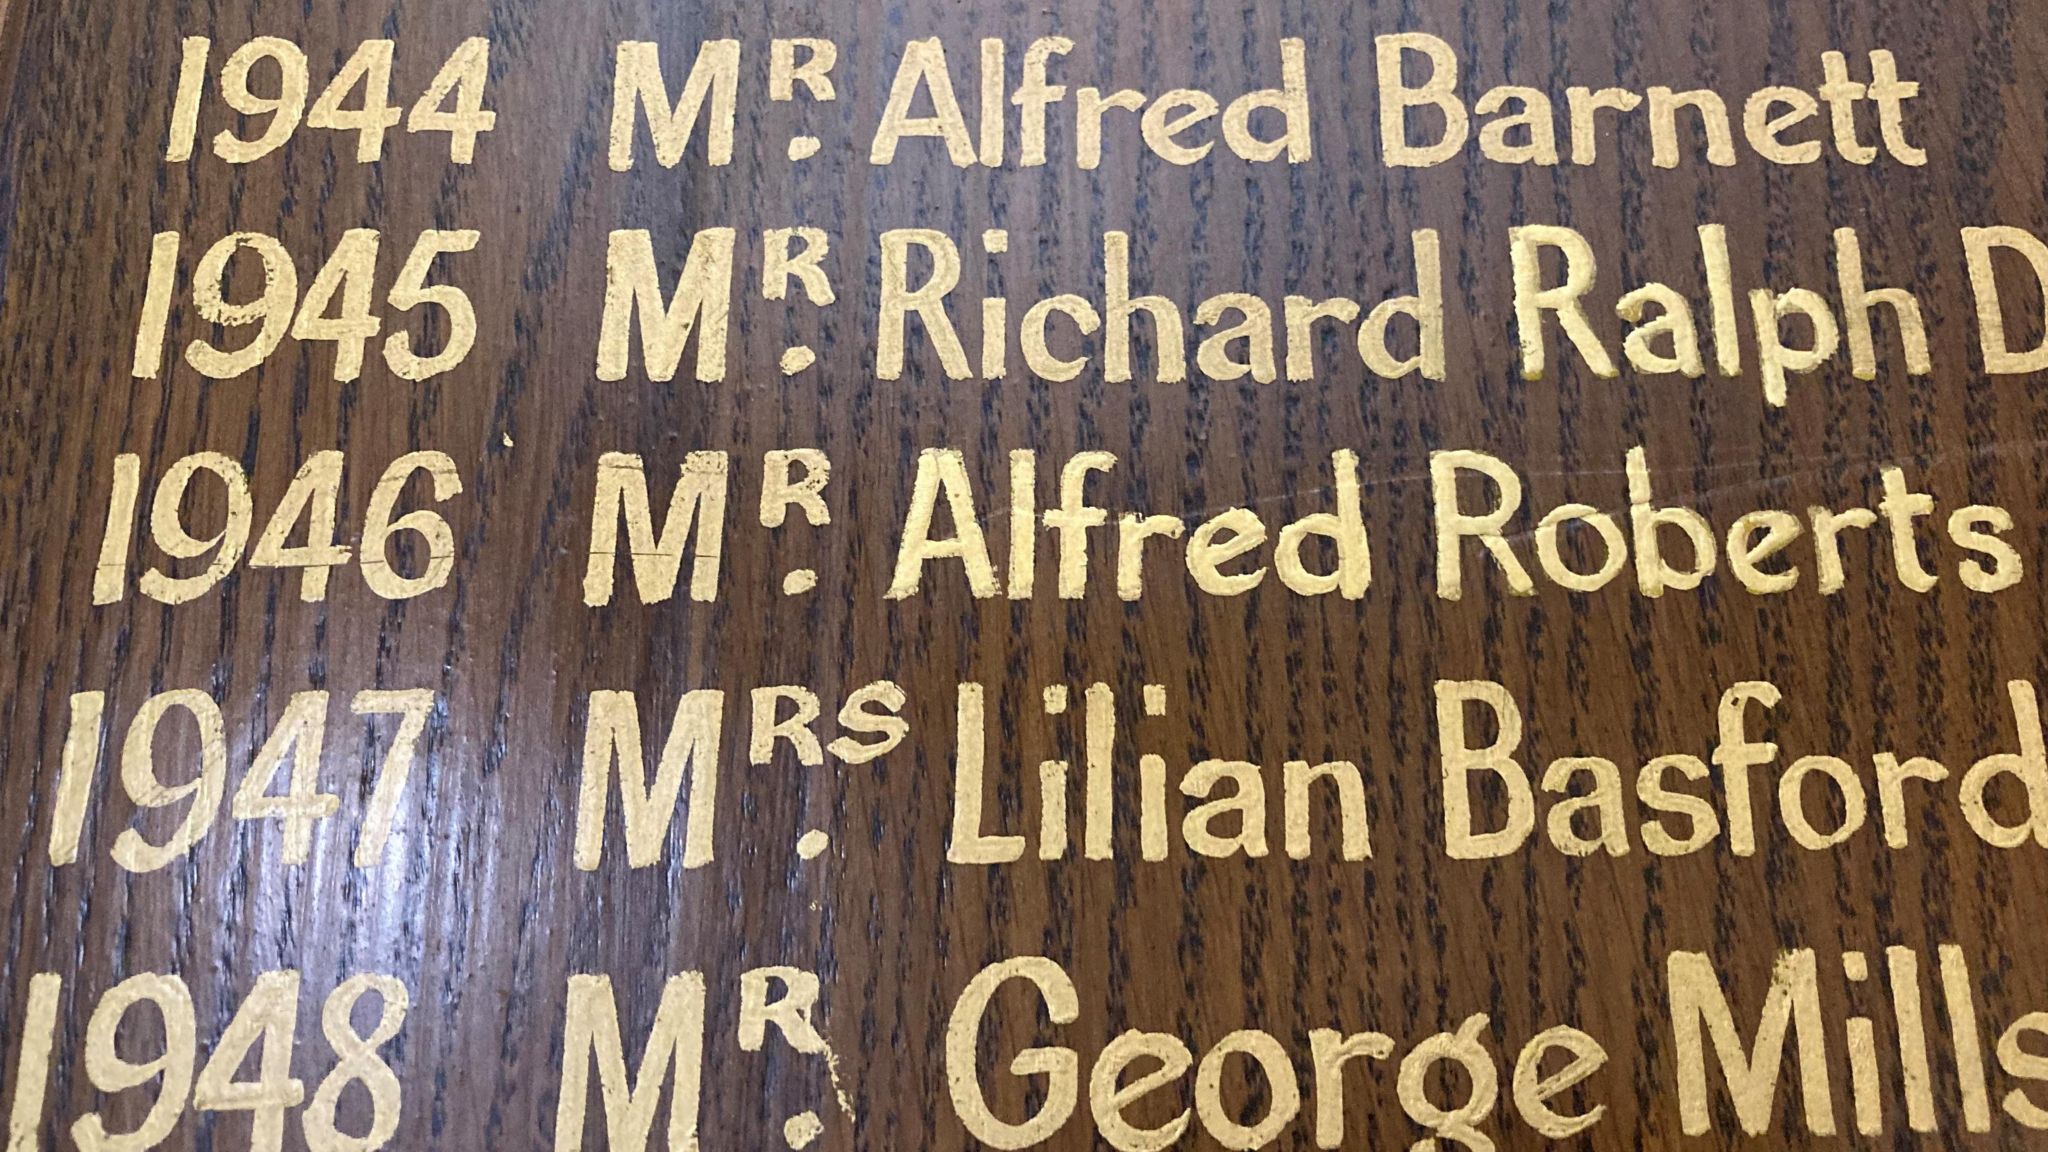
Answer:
[0,0,2045,1149]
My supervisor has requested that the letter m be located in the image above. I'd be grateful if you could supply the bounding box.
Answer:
[597,228,735,383]
[585,451,727,606]
[554,973,707,1151]
[609,40,739,169]
[575,690,724,870]
[1668,949,1836,1136]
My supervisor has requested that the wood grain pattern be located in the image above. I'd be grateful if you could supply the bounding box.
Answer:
[0,0,2045,1148]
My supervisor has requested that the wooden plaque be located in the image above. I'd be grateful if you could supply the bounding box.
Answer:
[0,1,2044,1149]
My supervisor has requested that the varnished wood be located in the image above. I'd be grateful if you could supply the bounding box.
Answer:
[0,1,2044,1149]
